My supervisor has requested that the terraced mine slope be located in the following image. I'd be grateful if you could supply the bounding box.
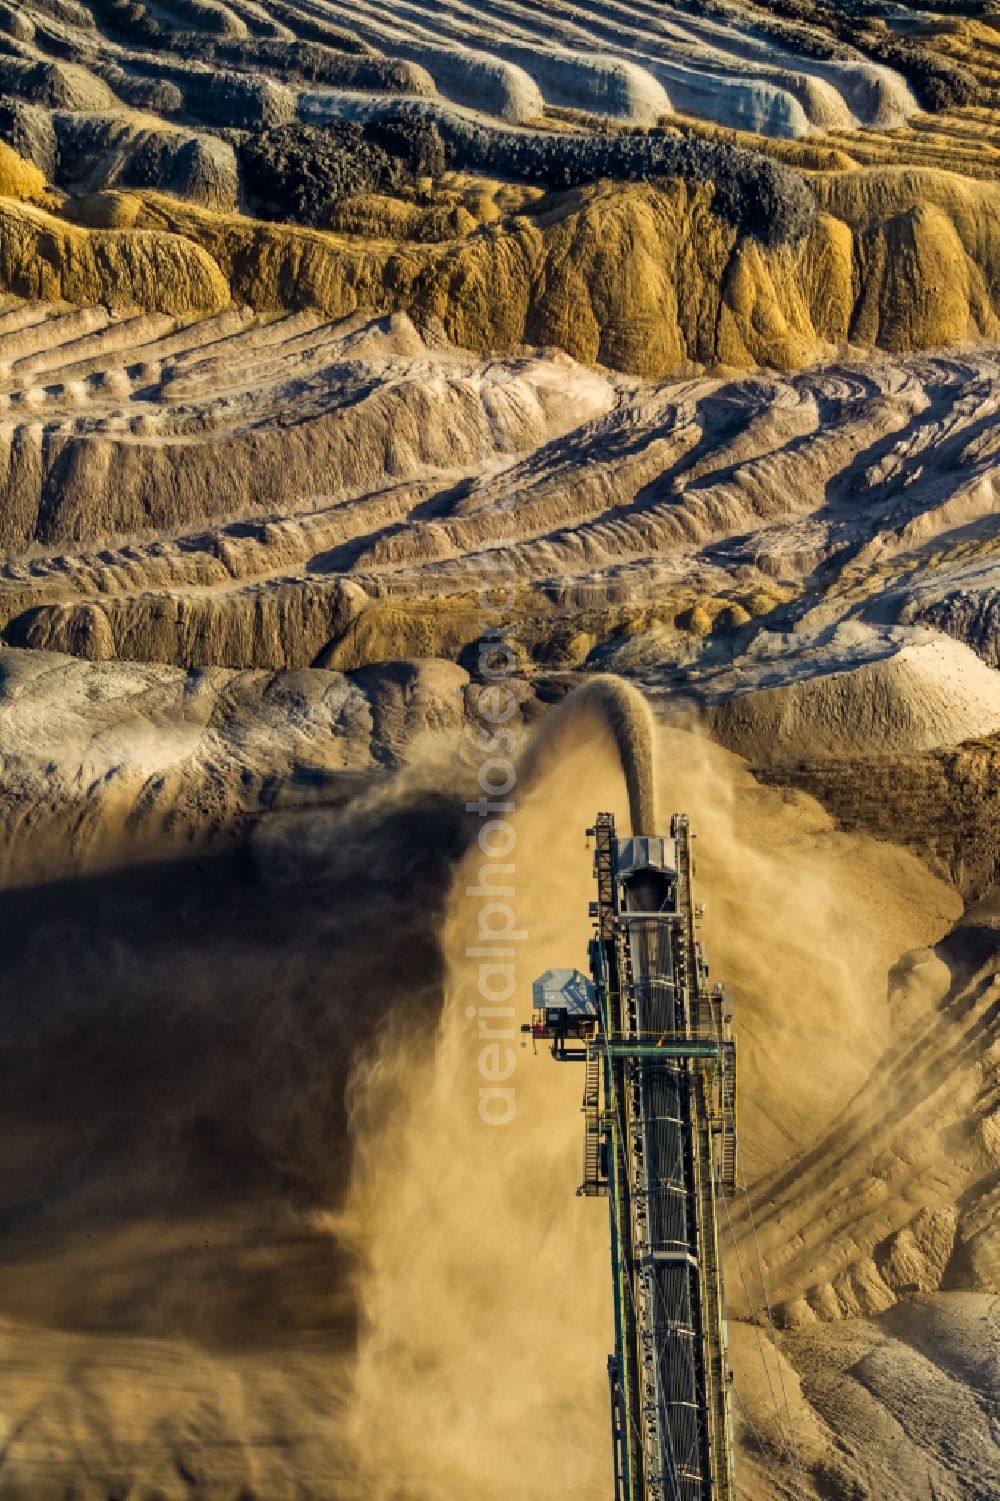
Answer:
[0,1,996,373]
[1,3,1000,1500]
[1,303,998,710]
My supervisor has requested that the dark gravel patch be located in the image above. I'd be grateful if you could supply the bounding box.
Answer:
[237,114,816,247]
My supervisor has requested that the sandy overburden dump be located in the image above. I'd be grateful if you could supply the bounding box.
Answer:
[1,2,1000,1499]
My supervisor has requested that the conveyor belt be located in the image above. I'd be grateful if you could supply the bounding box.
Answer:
[527,811,736,1500]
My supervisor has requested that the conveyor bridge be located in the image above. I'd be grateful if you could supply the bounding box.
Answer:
[527,811,737,1501]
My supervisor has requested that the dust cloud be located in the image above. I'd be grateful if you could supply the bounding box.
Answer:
[0,681,959,1496]
[337,690,958,1499]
